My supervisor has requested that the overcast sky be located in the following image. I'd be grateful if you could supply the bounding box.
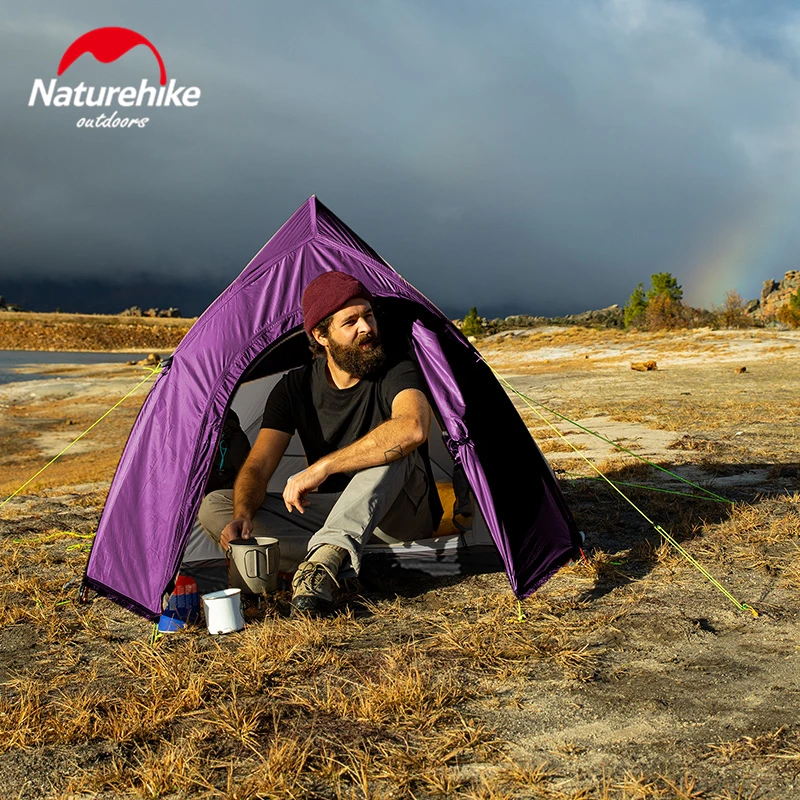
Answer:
[3,0,800,317]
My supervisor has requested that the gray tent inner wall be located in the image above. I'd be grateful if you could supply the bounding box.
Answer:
[181,371,497,576]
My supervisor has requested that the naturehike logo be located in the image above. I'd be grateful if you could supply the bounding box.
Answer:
[28,26,201,129]
[58,27,167,85]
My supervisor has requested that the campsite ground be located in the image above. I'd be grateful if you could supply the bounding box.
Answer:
[1,325,799,799]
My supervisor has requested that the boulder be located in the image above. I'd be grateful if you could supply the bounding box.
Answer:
[630,360,658,372]
[744,299,760,314]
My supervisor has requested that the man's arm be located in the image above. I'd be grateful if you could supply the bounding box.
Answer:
[283,388,430,513]
[220,427,291,549]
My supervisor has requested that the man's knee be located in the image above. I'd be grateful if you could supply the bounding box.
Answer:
[347,450,422,494]
[197,490,234,543]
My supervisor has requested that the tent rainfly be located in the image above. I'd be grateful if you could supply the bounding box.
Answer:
[83,196,582,620]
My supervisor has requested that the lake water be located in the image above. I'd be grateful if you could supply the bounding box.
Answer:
[0,350,143,385]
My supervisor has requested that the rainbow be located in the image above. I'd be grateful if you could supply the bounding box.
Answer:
[684,193,791,308]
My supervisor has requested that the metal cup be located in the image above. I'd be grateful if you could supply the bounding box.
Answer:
[228,536,280,594]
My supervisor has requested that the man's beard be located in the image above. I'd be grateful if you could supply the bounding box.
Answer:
[327,332,386,378]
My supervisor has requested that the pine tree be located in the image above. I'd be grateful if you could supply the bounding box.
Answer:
[623,283,647,328]
[647,272,683,303]
[461,306,483,337]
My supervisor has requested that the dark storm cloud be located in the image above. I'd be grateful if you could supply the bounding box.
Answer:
[3,0,800,316]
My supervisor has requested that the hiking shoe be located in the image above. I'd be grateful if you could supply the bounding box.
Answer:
[290,560,339,617]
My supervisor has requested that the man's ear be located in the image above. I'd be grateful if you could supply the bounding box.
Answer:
[312,328,328,348]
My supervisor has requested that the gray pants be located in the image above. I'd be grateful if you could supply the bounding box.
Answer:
[197,451,434,577]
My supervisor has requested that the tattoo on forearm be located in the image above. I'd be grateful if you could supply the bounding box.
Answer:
[384,444,404,463]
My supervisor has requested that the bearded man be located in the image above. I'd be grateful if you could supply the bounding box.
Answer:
[198,271,442,615]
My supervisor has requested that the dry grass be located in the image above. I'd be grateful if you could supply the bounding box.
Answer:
[456,766,726,800]
[2,328,800,798]
[538,437,587,454]
[667,435,719,452]
[693,494,800,580]
[0,521,679,798]
[0,311,195,326]
[706,726,797,763]
[0,311,194,353]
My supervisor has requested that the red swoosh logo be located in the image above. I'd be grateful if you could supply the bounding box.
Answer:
[57,27,167,85]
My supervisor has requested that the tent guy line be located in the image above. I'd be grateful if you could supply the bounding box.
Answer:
[489,366,757,617]
[493,366,732,506]
[559,472,731,504]
[0,362,162,509]
[2,356,726,516]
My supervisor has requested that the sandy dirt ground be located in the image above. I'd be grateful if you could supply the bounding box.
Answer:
[1,328,799,799]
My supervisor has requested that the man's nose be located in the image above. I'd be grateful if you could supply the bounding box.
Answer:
[356,317,372,335]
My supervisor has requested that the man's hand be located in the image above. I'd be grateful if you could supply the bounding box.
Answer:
[283,462,328,514]
[220,517,253,551]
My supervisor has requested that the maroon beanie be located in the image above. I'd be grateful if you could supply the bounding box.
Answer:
[302,272,373,334]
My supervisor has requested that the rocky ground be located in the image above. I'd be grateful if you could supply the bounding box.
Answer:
[0,326,799,799]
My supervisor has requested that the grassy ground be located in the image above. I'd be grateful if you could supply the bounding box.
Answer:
[1,328,799,799]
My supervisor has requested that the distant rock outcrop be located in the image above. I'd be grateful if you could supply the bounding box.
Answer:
[454,304,626,337]
[120,306,181,318]
[753,271,800,318]
[0,295,24,312]
[563,304,624,327]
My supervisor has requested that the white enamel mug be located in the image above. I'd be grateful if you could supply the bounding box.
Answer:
[201,588,245,635]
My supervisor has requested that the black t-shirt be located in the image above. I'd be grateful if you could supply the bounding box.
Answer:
[261,357,431,493]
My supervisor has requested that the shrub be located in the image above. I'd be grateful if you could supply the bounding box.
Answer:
[777,289,800,328]
[718,289,750,329]
[645,294,684,330]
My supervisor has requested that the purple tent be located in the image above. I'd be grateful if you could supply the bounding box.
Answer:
[84,197,581,620]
